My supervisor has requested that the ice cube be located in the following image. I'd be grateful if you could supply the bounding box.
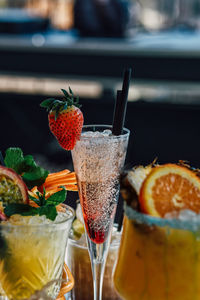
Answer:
[178,209,197,221]
[82,131,95,137]
[102,129,112,136]
[164,211,179,219]
[93,131,104,137]
[82,131,103,138]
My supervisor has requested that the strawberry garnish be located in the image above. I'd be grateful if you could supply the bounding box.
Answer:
[40,87,84,151]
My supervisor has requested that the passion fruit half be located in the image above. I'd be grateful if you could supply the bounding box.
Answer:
[0,166,28,205]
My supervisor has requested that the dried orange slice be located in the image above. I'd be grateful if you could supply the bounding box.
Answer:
[139,163,200,217]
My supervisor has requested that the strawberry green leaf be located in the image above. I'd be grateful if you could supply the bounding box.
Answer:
[40,98,56,108]
[61,88,70,99]
[69,86,73,96]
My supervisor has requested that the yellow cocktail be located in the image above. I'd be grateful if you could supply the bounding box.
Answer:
[0,206,74,300]
[114,205,200,300]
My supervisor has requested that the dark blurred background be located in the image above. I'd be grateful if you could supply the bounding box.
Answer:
[0,0,200,210]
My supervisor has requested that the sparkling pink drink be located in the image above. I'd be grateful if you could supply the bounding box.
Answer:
[72,126,129,244]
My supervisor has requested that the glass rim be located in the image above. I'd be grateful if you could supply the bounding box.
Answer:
[81,124,130,138]
[125,204,200,231]
[0,204,75,229]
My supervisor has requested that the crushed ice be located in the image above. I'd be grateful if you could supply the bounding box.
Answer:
[82,129,112,138]
[3,211,70,226]
[165,209,197,221]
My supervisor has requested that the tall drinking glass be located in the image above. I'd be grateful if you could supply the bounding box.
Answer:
[71,125,129,300]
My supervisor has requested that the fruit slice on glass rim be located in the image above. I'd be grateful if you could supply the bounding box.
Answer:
[0,166,28,205]
[139,163,200,217]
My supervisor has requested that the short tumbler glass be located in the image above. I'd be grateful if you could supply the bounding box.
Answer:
[0,205,74,300]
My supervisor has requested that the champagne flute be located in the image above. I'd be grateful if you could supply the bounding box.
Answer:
[71,124,129,300]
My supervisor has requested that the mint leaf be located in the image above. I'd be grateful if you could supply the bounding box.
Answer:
[4,147,49,189]
[4,203,38,217]
[46,188,67,206]
[4,148,24,173]
[28,194,41,206]
[38,205,57,221]
[23,155,37,169]
[4,203,57,221]
[22,166,48,190]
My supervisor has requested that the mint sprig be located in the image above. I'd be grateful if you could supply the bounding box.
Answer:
[4,148,49,189]
[4,204,38,217]
[4,187,67,221]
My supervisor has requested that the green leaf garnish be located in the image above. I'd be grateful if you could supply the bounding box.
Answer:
[29,194,41,206]
[4,203,38,217]
[4,148,49,190]
[4,187,67,221]
[3,148,68,221]
[46,187,67,206]
[40,98,56,109]
[40,87,80,121]
[4,148,24,173]
[38,205,57,221]
[22,166,48,190]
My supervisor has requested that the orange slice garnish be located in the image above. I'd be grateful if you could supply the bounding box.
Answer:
[139,163,200,217]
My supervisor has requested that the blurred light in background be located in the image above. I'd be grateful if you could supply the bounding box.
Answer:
[0,74,103,98]
[0,0,74,33]
[1,0,200,35]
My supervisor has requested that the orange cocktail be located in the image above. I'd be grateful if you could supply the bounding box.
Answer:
[114,163,200,300]
[114,207,200,300]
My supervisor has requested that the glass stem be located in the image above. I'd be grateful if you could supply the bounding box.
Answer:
[93,257,105,300]
[86,233,112,300]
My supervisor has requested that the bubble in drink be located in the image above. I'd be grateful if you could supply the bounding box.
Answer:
[72,128,129,244]
[78,180,119,243]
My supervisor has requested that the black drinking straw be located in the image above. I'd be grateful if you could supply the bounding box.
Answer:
[112,68,132,136]
[112,68,132,231]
